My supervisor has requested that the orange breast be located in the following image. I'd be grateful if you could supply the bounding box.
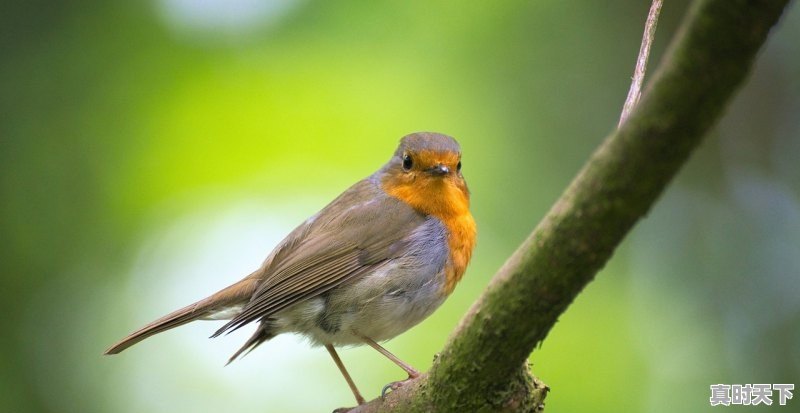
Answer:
[442,211,477,294]
[383,177,477,295]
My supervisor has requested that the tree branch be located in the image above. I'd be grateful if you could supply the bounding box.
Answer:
[351,1,791,411]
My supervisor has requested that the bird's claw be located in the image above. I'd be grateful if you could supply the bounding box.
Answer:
[381,377,415,399]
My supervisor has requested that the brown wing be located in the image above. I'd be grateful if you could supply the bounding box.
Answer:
[212,178,426,337]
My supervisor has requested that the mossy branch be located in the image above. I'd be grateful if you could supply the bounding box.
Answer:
[350,1,791,411]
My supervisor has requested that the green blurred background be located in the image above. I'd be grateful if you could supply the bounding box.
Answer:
[2,1,798,412]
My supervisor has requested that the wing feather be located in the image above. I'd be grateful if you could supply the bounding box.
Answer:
[212,178,426,337]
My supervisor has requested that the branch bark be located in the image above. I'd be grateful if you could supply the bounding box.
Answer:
[351,0,791,411]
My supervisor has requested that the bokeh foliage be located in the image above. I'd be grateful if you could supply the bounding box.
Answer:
[1,1,798,412]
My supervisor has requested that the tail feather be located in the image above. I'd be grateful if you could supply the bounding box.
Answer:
[226,323,275,365]
[103,275,260,355]
[103,301,209,355]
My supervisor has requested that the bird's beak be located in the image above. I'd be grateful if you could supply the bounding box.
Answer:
[426,164,450,176]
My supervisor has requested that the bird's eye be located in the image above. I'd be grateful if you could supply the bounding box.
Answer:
[402,154,413,171]
[457,161,462,172]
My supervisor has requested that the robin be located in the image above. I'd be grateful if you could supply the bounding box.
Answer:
[104,132,477,406]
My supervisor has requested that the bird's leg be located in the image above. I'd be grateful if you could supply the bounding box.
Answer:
[355,333,420,398]
[358,335,420,377]
[325,344,366,406]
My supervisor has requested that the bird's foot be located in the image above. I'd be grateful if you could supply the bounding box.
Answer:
[381,375,417,399]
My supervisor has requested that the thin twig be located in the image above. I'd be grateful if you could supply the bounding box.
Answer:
[619,0,663,127]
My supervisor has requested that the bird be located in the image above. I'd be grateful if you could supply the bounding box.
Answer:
[104,132,477,406]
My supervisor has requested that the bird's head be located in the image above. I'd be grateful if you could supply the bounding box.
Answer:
[380,132,469,217]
